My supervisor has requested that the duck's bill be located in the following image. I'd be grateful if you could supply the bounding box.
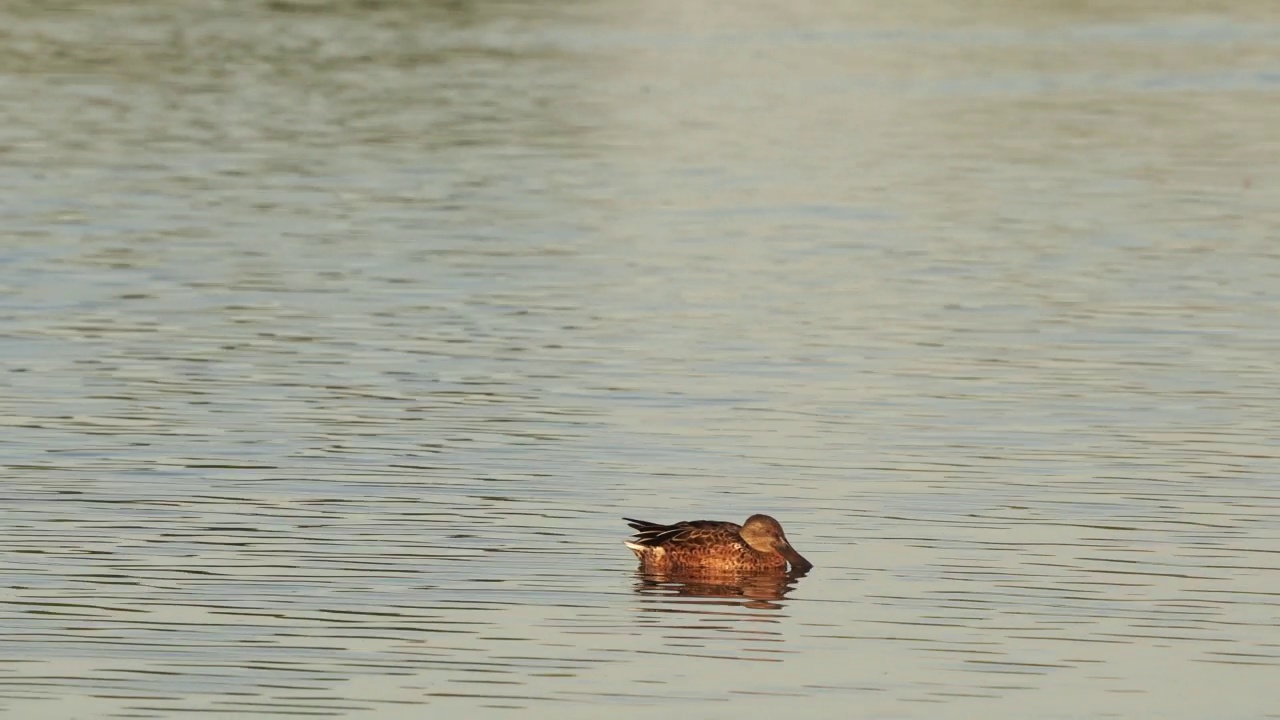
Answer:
[779,544,813,571]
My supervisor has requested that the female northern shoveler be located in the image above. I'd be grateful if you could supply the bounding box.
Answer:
[623,514,813,573]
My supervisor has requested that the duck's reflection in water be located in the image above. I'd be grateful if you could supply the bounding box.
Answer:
[632,568,809,610]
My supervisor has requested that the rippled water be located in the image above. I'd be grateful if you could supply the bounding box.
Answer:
[3,0,1280,718]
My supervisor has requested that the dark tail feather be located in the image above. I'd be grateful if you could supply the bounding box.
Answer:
[624,517,664,532]
[623,517,687,547]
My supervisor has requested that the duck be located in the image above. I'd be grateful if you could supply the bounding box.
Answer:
[623,514,812,573]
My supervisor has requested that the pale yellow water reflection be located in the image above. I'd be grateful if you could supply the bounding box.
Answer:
[2,0,1279,718]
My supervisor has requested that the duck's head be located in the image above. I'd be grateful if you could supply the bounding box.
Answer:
[740,514,813,571]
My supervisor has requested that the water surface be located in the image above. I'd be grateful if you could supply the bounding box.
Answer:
[2,0,1279,718]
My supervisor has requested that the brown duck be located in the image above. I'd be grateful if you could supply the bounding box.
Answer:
[623,514,813,574]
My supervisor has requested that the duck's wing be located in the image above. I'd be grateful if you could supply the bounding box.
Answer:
[623,518,743,548]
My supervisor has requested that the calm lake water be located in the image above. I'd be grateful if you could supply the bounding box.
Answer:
[2,0,1279,718]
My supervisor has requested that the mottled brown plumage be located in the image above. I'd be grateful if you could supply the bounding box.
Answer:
[623,514,813,574]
